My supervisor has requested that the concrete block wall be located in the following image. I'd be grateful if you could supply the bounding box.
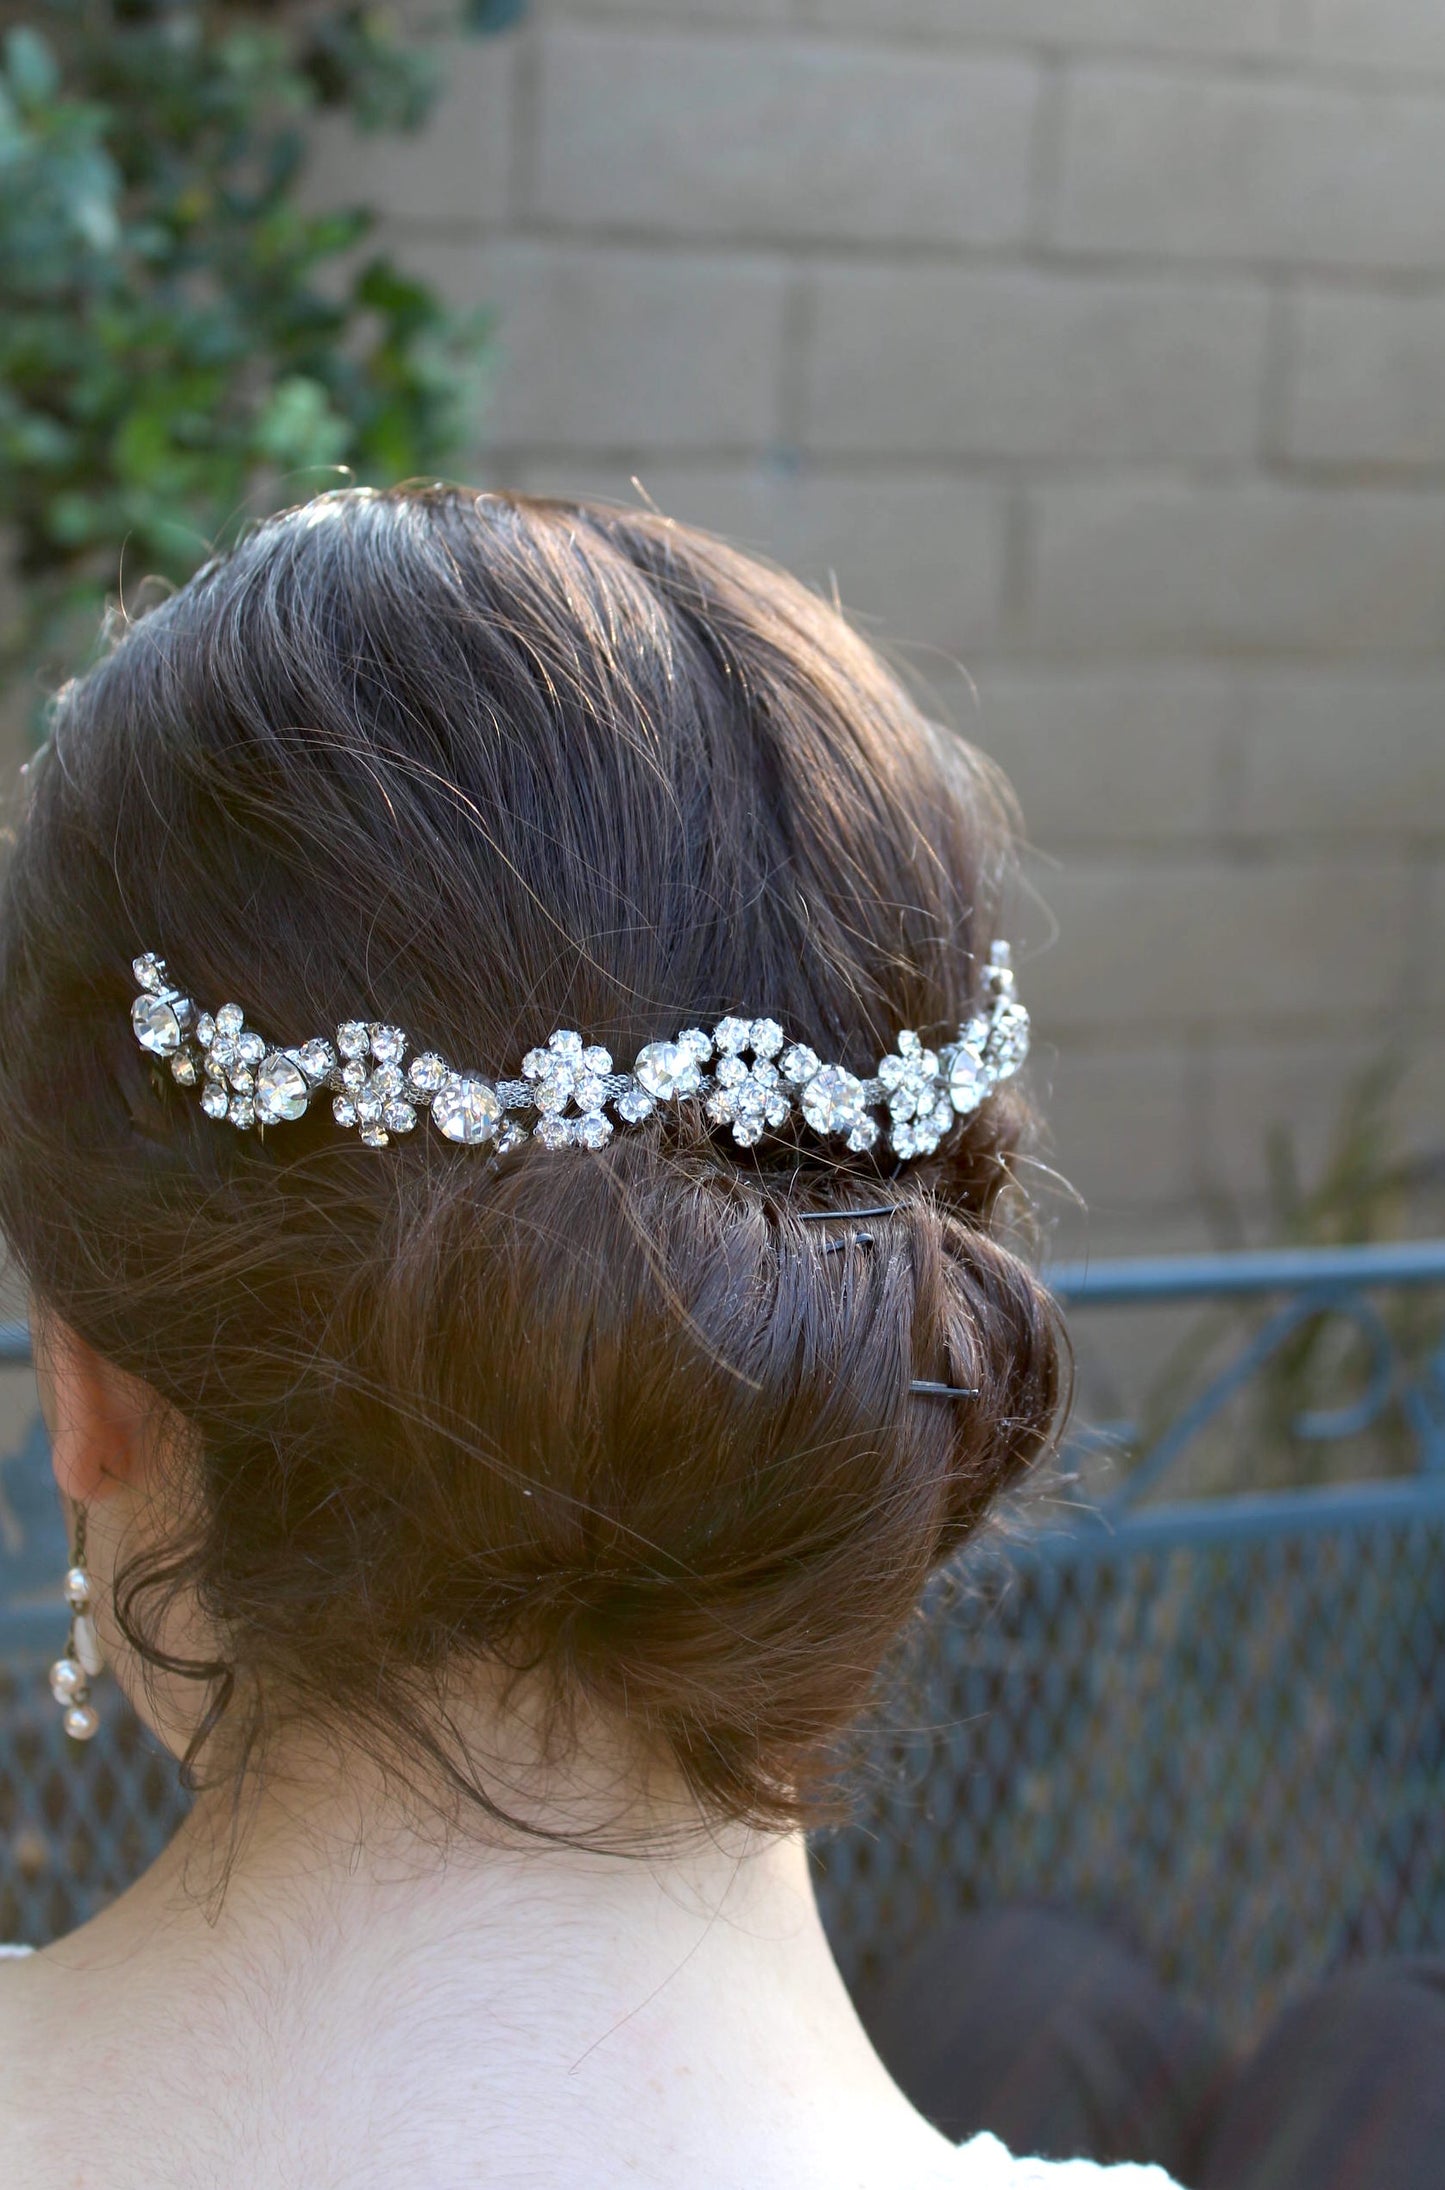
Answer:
[308,0,1445,1256]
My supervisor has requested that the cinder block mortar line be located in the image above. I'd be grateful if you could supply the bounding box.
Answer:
[1211,674,1249,845]
[1183,1032,1214,1212]
[481,221,1445,289]
[1041,1009,1417,1045]
[384,210,1445,298]
[1022,828,1445,859]
[504,14,545,226]
[532,9,1445,95]
[1257,278,1294,470]
[1402,853,1442,1016]
[1024,52,1067,252]
[776,263,814,455]
[1023,843,1419,876]
[1002,484,1038,657]
[474,432,1445,496]
[460,446,1445,511]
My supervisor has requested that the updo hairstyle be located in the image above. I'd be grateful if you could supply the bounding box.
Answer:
[0,487,1063,1842]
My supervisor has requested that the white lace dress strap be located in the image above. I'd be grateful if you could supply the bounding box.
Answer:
[0,1944,35,1958]
[954,2133,1182,2186]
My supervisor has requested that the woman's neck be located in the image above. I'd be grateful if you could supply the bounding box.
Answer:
[22,1701,959,2189]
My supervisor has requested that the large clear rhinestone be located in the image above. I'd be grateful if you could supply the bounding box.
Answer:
[133,953,166,992]
[295,1039,337,1083]
[988,1000,1030,1078]
[256,1054,309,1125]
[432,1075,502,1145]
[370,1024,406,1065]
[800,1065,865,1136]
[948,1045,988,1114]
[407,1051,448,1096]
[614,1084,656,1124]
[132,994,182,1055]
[201,1083,229,1120]
[215,1003,245,1039]
[634,1040,702,1101]
[337,1020,370,1059]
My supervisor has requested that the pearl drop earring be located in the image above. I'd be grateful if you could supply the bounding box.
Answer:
[49,1503,104,1741]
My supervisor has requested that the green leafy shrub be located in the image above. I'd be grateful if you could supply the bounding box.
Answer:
[0,0,507,696]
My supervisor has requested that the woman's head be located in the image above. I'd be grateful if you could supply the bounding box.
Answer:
[0,485,1062,1846]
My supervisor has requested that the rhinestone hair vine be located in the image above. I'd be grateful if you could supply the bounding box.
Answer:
[129,944,1030,1163]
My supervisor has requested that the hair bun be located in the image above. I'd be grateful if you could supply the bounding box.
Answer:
[0,485,1062,1842]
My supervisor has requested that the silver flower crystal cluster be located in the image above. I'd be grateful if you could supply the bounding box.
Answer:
[129,942,1029,1161]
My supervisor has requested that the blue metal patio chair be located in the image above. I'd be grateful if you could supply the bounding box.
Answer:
[815,1242,1445,2042]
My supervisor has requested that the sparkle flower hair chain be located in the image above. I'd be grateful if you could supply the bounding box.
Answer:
[129,943,1029,1163]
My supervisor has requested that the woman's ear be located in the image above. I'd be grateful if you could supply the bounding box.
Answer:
[30,1301,155,1508]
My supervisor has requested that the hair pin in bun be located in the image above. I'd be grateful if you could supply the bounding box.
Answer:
[129,942,1028,1166]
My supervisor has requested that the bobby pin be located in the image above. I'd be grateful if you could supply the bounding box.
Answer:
[796,1204,901,1223]
[908,1381,981,1399]
[822,1232,876,1255]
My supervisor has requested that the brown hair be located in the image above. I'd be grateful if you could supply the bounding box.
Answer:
[0,485,1062,1843]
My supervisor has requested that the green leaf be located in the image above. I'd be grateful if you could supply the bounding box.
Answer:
[1,0,513,682]
[254,374,352,467]
[4,27,61,112]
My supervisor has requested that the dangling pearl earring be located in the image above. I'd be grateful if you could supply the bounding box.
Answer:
[49,1503,104,1741]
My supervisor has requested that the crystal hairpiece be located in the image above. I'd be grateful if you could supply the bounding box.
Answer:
[129,944,1029,1163]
